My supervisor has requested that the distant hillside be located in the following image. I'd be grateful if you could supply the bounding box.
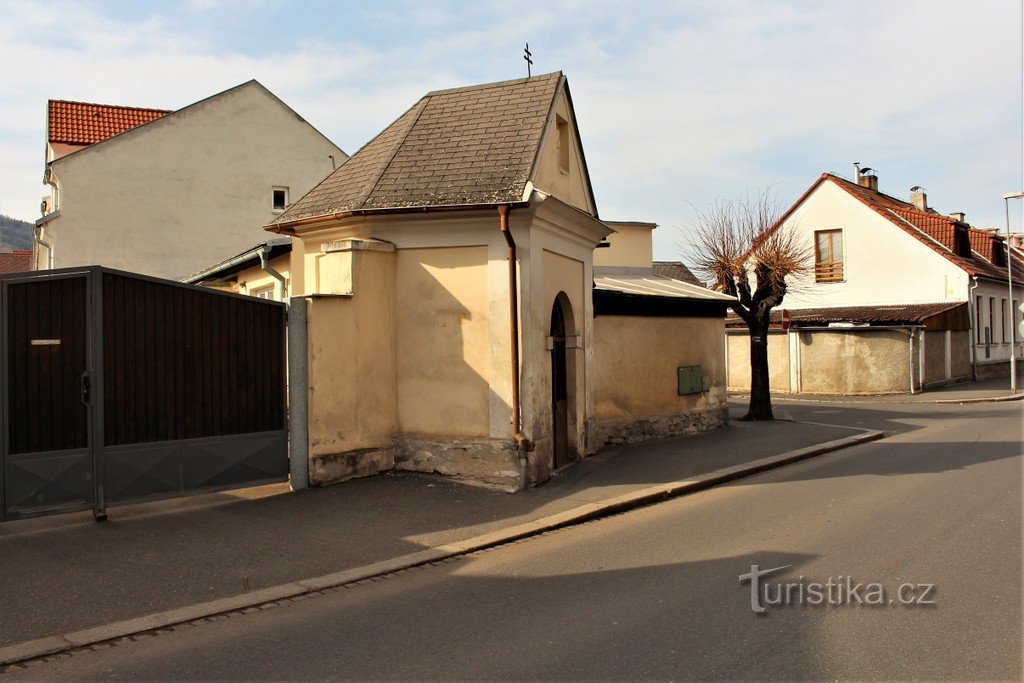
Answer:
[0,214,34,251]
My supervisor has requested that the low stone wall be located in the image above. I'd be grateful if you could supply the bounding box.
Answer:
[393,435,521,489]
[308,435,521,490]
[595,405,729,448]
[975,359,1021,381]
[309,447,394,487]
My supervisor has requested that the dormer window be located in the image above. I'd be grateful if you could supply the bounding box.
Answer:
[272,187,289,213]
[953,225,972,257]
[991,240,1007,267]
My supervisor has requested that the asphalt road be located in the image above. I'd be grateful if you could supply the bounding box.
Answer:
[6,400,1021,680]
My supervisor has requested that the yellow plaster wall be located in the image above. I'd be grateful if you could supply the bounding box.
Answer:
[306,249,397,457]
[532,89,593,215]
[395,246,491,436]
[595,316,726,420]
[593,223,654,268]
[230,254,291,299]
[542,249,585,334]
[798,329,912,394]
[726,332,790,392]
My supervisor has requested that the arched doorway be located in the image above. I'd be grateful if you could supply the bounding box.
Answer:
[550,294,574,469]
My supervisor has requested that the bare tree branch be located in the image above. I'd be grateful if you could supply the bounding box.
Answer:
[684,188,811,420]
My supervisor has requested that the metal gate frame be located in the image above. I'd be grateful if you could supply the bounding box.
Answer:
[1,267,97,519]
[1,265,288,522]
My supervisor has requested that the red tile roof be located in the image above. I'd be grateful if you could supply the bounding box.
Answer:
[0,250,32,274]
[776,173,1023,285]
[48,99,170,146]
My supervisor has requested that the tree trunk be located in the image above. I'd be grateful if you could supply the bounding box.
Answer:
[745,319,774,420]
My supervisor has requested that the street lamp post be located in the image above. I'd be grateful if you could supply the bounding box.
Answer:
[1004,191,1024,393]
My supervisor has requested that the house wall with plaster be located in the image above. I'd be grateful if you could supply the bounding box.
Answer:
[37,82,342,279]
[594,315,728,445]
[726,327,972,395]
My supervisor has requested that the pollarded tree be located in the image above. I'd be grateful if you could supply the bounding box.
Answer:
[688,190,811,420]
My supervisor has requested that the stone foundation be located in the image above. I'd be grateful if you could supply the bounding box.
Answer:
[975,359,1022,381]
[393,435,521,490]
[309,446,395,486]
[595,405,729,448]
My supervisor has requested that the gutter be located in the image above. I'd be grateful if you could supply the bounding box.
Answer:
[497,204,535,490]
[267,200,531,234]
[182,239,290,285]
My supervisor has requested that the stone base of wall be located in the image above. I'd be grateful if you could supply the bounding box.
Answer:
[595,405,730,448]
[975,359,1022,381]
[393,435,521,490]
[309,447,395,487]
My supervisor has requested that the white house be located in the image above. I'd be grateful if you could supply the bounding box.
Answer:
[727,168,1023,394]
[34,81,346,280]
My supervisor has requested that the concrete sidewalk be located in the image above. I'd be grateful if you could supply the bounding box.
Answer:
[0,418,869,654]
[733,375,1024,404]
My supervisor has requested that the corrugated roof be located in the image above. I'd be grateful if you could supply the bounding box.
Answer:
[48,99,170,146]
[725,301,967,327]
[594,267,735,302]
[271,72,572,224]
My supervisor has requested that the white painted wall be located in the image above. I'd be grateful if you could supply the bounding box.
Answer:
[38,81,343,280]
[781,180,969,308]
[777,178,1024,364]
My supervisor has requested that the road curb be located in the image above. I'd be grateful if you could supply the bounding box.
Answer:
[731,392,1024,405]
[0,427,884,669]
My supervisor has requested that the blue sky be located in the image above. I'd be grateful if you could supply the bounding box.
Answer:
[1,0,1021,259]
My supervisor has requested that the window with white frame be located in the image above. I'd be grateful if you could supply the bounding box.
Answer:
[250,284,275,300]
[272,187,289,213]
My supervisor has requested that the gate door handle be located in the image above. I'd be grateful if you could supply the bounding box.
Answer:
[81,372,91,405]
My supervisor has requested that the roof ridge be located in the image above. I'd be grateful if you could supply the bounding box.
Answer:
[354,97,432,210]
[824,172,923,212]
[425,71,561,97]
[48,98,172,114]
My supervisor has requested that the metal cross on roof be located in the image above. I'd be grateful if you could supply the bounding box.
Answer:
[524,43,533,77]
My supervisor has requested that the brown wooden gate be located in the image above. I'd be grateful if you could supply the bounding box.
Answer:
[1,266,287,521]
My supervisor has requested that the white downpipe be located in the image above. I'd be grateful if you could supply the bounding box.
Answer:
[969,277,980,380]
[33,226,53,270]
[259,245,288,302]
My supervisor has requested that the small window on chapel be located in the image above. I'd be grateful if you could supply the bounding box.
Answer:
[556,115,570,173]
[272,187,289,212]
[814,229,844,282]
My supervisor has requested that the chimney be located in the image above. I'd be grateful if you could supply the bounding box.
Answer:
[858,171,878,192]
[1010,233,1023,250]
[911,189,928,212]
[949,211,966,223]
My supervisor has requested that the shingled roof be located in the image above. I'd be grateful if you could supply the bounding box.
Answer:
[782,173,1023,284]
[48,99,170,146]
[272,72,583,226]
[652,261,702,286]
